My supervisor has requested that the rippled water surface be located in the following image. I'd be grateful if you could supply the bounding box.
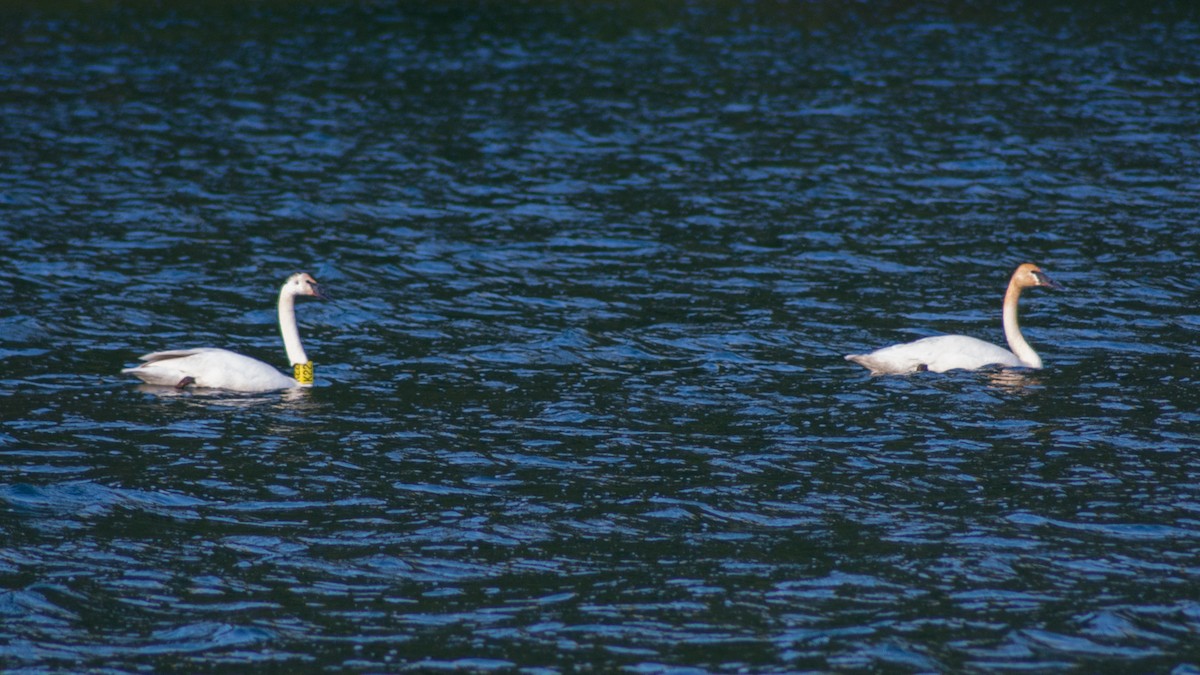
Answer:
[3,1,1200,671]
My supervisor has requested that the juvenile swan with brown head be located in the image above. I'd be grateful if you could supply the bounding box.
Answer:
[845,263,1062,375]
[122,272,327,392]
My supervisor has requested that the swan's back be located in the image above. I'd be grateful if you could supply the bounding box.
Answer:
[845,335,1022,375]
[122,348,298,392]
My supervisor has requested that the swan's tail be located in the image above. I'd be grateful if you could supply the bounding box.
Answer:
[844,354,876,371]
[845,353,917,375]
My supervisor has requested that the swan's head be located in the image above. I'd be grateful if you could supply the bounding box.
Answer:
[283,272,328,300]
[1014,263,1063,291]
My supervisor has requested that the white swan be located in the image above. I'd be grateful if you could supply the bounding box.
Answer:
[845,263,1061,375]
[123,272,326,392]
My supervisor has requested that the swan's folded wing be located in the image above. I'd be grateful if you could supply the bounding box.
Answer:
[846,335,1022,374]
[134,348,223,364]
[123,348,297,391]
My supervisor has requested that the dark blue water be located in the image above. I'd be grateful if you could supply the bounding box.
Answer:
[3,2,1199,671]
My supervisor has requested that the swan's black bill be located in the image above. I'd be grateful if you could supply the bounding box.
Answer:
[1033,270,1063,290]
[305,277,330,300]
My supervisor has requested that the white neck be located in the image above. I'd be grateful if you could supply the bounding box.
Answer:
[278,286,308,366]
[1002,280,1041,368]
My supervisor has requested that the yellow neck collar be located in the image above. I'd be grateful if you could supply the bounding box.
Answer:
[294,361,314,385]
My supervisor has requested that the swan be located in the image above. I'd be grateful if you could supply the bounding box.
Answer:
[845,263,1061,375]
[122,272,327,392]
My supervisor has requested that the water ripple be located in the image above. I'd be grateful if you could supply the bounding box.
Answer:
[2,1,1199,672]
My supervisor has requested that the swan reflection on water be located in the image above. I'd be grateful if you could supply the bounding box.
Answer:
[984,368,1044,394]
[132,383,314,407]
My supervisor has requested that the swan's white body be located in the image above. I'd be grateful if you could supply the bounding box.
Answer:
[123,272,325,392]
[845,263,1061,375]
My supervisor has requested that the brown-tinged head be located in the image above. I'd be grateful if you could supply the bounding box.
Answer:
[1012,263,1063,291]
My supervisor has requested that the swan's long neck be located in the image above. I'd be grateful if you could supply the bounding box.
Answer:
[1002,280,1041,368]
[278,288,308,366]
